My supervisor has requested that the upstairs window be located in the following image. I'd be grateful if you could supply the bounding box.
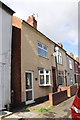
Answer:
[38,43,48,58]
[69,60,72,69]
[39,69,51,86]
[57,52,62,64]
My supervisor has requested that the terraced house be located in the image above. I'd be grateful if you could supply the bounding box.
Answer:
[0,2,79,111]
[11,15,72,106]
[66,53,75,86]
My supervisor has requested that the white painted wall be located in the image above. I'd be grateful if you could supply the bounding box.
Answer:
[0,7,12,110]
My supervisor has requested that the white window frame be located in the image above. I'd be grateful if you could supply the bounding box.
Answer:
[39,69,51,86]
[25,71,34,105]
[38,42,48,58]
[57,51,62,64]
[69,60,72,69]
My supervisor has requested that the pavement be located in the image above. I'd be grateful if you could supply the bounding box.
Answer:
[2,96,75,119]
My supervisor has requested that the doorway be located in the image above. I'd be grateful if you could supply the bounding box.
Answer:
[25,71,34,104]
[52,67,57,92]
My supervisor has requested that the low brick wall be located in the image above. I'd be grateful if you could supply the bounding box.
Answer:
[59,85,77,97]
[49,90,67,106]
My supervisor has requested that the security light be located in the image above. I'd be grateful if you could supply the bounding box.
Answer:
[55,46,59,51]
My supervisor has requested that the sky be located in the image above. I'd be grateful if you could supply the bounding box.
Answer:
[1,0,79,56]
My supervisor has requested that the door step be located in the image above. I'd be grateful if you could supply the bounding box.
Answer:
[2,114,22,120]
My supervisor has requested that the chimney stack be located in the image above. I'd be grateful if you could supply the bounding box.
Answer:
[76,57,79,62]
[70,52,74,59]
[27,15,37,29]
[58,42,63,48]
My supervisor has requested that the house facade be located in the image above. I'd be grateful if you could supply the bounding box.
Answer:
[12,16,68,106]
[66,53,75,86]
[0,1,14,110]
[74,59,80,84]
[56,43,67,87]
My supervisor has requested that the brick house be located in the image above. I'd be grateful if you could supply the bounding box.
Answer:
[74,57,80,84]
[11,15,68,106]
[66,53,75,86]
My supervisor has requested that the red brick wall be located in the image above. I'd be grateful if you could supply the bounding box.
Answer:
[11,26,21,105]
[12,16,22,29]
[49,90,67,106]
[59,85,77,97]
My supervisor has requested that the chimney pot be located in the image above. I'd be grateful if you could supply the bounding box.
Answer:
[58,42,63,48]
[70,52,74,59]
[28,16,31,19]
[27,15,37,29]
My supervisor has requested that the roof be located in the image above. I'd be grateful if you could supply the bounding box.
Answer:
[0,1,15,15]
[22,20,66,53]
[66,53,79,64]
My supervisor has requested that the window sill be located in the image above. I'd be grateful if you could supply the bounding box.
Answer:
[57,63,63,65]
[39,84,52,87]
[38,55,49,60]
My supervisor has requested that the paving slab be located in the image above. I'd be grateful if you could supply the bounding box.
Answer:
[2,96,75,119]
[2,114,22,120]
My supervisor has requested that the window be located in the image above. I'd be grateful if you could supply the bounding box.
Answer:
[69,60,72,69]
[38,43,48,58]
[39,69,51,86]
[58,71,64,86]
[70,77,74,85]
[57,52,62,64]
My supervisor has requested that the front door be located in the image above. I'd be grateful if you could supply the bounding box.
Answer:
[25,71,34,104]
[52,68,57,92]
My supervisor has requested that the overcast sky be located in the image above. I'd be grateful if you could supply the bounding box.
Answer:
[2,0,79,56]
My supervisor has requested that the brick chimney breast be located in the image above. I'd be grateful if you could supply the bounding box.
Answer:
[27,15,37,29]
[76,57,79,62]
[58,42,63,48]
[70,52,74,59]
[12,16,22,28]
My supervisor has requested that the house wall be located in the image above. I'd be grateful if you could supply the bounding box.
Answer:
[11,26,21,105]
[21,22,56,102]
[74,61,80,84]
[21,21,67,103]
[0,7,12,110]
[66,55,75,86]
[57,49,67,86]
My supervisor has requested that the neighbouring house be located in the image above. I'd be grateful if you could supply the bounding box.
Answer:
[11,15,68,106]
[74,57,80,84]
[0,1,14,110]
[57,43,67,87]
[66,53,75,86]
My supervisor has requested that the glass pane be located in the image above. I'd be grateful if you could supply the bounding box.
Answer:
[43,46,48,51]
[46,70,49,73]
[38,48,42,56]
[44,51,48,57]
[40,75,44,84]
[38,48,48,57]
[46,75,49,84]
[25,73,32,89]
[38,43,42,48]
[40,70,44,74]
[26,91,32,101]
[58,76,64,85]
